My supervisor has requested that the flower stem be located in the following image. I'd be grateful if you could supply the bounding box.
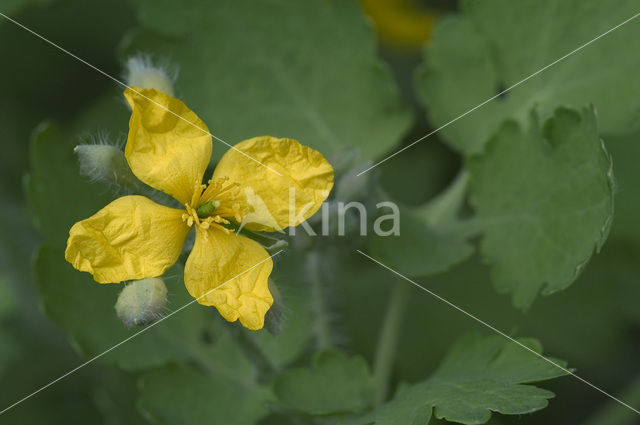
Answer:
[308,251,332,349]
[373,279,409,405]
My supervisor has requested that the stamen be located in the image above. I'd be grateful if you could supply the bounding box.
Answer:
[190,179,207,207]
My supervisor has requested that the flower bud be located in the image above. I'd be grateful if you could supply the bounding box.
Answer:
[115,277,168,327]
[74,143,139,192]
[125,55,175,96]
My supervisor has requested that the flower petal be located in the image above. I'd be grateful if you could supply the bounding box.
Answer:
[65,195,189,283]
[124,87,212,205]
[184,227,273,330]
[209,136,334,231]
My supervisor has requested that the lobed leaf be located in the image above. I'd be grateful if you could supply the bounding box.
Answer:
[416,0,640,156]
[273,349,376,416]
[345,334,567,425]
[468,106,614,308]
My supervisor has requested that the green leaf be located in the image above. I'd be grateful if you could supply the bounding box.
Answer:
[92,367,150,425]
[0,0,51,20]
[138,333,272,425]
[25,122,114,249]
[601,129,640,243]
[274,350,376,415]
[0,271,19,321]
[34,244,211,370]
[467,106,614,308]
[25,93,129,249]
[346,334,568,425]
[0,328,19,377]
[370,171,474,277]
[249,276,314,370]
[124,0,411,161]
[416,0,640,155]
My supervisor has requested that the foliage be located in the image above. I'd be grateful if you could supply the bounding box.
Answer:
[346,335,567,425]
[416,0,640,156]
[274,350,376,415]
[2,0,640,425]
[467,107,614,308]
[125,0,412,162]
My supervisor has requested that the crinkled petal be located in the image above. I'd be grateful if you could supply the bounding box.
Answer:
[124,87,212,204]
[65,195,189,283]
[209,136,334,231]
[184,227,273,330]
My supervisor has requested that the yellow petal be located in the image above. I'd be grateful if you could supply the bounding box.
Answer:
[184,227,273,330]
[209,136,334,232]
[124,87,212,205]
[65,195,189,283]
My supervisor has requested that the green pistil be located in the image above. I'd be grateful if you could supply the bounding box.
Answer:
[196,200,220,218]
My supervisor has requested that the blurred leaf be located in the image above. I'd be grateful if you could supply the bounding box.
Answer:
[467,107,613,308]
[249,276,314,370]
[346,334,567,425]
[138,333,272,425]
[125,0,411,161]
[92,367,150,425]
[0,0,135,204]
[274,350,375,415]
[0,328,19,376]
[25,122,114,248]
[1,0,52,20]
[35,245,212,371]
[601,129,640,243]
[369,209,473,277]
[370,171,473,277]
[0,272,18,320]
[25,92,130,249]
[416,0,640,155]
[378,140,461,207]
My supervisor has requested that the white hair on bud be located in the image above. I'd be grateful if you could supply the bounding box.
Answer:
[124,54,177,96]
[74,133,139,194]
[74,144,122,182]
[115,277,168,327]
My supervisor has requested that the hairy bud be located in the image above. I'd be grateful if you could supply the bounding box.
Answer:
[125,55,175,96]
[74,143,139,192]
[115,277,168,327]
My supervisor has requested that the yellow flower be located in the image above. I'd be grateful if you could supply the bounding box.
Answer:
[65,87,334,330]
[360,0,440,48]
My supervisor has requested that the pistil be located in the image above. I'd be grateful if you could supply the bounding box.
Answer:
[196,200,221,218]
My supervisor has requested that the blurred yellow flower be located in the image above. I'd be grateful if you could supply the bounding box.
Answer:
[65,87,334,330]
[360,0,441,48]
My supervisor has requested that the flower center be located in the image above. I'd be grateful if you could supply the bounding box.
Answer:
[196,200,221,218]
[181,177,248,233]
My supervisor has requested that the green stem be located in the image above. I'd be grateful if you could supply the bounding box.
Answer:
[308,251,332,349]
[373,280,409,405]
[583,374,640,425]
[421,169,469,227]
